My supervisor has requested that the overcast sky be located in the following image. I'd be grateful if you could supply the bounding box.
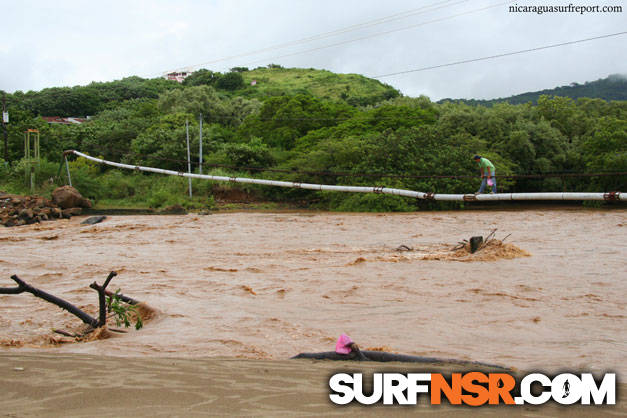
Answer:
[1,0,625,100]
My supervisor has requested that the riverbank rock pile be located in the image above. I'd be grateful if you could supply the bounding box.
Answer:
[0,186,92,227]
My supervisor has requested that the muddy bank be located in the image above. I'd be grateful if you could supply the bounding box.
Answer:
[2,353,624,416]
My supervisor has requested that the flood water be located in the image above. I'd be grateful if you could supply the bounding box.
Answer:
[1,210,625,376]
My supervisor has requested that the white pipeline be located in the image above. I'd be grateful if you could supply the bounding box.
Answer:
[67,150,624,202]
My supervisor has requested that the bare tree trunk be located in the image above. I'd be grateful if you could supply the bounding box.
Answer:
[89,271,117,327]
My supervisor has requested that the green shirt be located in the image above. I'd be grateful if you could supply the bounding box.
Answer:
[479,157,495,174]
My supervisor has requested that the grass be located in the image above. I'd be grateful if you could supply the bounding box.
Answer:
[214,201,297,211]
[238,67,399,103]
[93,199,154,210]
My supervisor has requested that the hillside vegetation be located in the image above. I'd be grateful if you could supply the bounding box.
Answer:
[239,67,399,106]
[1,66,625,211]
[442,74,627,105]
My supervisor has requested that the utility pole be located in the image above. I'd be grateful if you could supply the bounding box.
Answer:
[2,92,7,163]
[198,113,203,174]
[185,120,192,198]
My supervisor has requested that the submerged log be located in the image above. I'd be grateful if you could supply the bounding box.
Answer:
[292,350,509,369]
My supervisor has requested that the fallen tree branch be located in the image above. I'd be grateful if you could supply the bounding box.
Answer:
[452,239,468,251]
[53,329,79,338]
[0,285,24,295]
[1,271,142,333]
[477,228,498,251]
[104,289,139,305]
[1,275,98,327]
[90,271,117,327]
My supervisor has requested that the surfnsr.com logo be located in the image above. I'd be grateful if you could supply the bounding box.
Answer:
[329,372,616,406]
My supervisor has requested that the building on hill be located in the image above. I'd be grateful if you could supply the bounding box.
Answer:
[41,116,89,125]
[164,71,192,83]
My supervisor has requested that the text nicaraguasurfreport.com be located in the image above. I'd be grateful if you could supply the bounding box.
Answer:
[509,4,622,14]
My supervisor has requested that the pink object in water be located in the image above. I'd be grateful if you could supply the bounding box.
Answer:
[487,178,494,186]
[335,333,353,354]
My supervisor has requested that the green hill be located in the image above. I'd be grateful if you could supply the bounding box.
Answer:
[6,66,400,117]
[238,66,399,106]
[440,74,627,105]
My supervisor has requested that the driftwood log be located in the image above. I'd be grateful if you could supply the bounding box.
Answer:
[0,271,138,332]
[292,350,509,369]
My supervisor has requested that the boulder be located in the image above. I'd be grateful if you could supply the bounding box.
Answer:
[62,207,83,218]
[18,208,34,220]
[0,192,67,227]
[50,207,63,218]
[52,186,92,209]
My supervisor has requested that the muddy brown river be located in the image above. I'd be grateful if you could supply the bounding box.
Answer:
[0,210,625,376]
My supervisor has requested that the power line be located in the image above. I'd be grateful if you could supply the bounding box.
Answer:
[239,1,514,67]
[161,0,467,75]
[372,31,627,78]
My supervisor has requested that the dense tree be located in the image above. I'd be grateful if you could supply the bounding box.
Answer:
[215,72,245,91]
[182,69,222,87]
[2,68,625,210]
[9,77,178,117]
[239,94,355,149]
[580,116,626,191]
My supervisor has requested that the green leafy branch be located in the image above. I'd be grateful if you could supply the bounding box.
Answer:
[107,289,143,330]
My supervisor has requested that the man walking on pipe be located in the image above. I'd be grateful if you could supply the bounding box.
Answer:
[474,155,497,194]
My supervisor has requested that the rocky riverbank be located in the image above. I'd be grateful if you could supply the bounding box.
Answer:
[0,186,92,227]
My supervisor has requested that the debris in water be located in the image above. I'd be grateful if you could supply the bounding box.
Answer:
[422,239,530,262]
[81,216,107,225]
[241,285,257,295]
[469,236,483,253]
[347,257,367,265]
